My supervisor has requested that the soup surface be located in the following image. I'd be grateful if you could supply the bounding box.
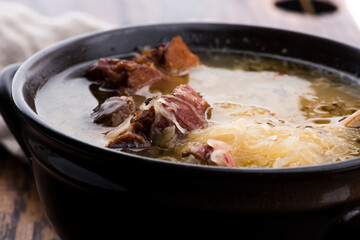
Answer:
[35,50,360,168]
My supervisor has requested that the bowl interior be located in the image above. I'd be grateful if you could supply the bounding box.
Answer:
[12,23,360,173]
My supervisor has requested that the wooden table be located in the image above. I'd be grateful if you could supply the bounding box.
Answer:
[0,0,359,239]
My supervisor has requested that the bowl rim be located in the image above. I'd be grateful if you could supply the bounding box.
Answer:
[11,22,360,175]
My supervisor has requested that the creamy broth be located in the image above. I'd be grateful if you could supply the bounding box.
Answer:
[35,52,360,167]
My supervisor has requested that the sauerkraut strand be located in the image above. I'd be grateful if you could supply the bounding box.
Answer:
[179,118,360,168]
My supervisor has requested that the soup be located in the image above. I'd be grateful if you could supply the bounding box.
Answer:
[35,36,360,168]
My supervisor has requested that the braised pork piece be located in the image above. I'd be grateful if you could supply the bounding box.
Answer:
[92,96,135,127]
[132,35,200,74]
[84,59,164,93]
[84,35,200,94]
[107,84,209,149]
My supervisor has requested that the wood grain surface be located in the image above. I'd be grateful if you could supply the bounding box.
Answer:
[0,0,359,239]
[0,146,60,240]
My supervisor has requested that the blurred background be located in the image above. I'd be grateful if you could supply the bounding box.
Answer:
[0,0,358,27]
[0,0,360,239]
[0,0,359,44]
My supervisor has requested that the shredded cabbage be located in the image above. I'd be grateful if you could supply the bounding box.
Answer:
[178,117,360,168]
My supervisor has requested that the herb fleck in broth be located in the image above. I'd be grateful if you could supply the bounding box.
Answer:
[35,52,360,168]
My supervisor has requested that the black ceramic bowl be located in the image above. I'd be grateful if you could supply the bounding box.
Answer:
[1,23,360,239]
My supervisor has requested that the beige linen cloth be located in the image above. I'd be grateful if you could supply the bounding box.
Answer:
[0,2,114,159]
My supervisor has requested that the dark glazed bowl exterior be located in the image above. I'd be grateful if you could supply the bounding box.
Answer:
[2,23,360,239]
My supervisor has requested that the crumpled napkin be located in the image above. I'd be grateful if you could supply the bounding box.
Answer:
[0,2,114,159]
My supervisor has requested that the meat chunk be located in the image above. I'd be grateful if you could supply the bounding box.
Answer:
[84,58,163,92]
[171,82,209,116]
[183,139,235,167]
[132,84,209,138]
[133,36,200,74]
[107,84,209,148]
[84,36,199,94]
[93,96,135,127]
[163,36,200,74]
[108,132,151,149]
[84,58,124,87]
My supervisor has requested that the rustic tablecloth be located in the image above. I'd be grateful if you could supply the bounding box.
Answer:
[0,2,113,159]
